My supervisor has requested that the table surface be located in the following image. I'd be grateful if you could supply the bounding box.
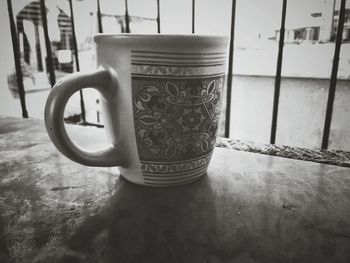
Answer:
[0,116,350,263]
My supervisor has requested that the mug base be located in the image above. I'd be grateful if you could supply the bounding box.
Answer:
[119,172,207,187]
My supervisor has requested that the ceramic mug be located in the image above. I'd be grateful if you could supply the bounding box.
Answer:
[45,34,229,187]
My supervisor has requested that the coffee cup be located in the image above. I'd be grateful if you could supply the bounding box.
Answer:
[45,34,229,187]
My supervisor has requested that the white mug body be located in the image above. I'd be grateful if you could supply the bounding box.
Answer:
[45,34,229,187]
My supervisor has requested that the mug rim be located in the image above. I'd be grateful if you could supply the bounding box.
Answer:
[94,33,229,42]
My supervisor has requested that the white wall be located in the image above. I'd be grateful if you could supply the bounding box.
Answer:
[229,75,350,151]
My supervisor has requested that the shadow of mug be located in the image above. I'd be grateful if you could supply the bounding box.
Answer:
[61,175,219,263]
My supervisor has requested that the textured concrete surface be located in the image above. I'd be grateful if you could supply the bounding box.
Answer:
[0,116,350,263]
[216,137,350,168]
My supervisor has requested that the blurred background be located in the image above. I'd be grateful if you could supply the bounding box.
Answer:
[0,0,349,150]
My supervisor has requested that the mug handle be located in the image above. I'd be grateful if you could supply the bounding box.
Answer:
[44,67,125,167]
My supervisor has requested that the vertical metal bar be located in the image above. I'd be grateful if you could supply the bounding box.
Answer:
[7,0,28,118]
[96,99,100,123]
[322,0,347,149]
[270,0,287,144]
[192,0,195,33]
[40,0,56,87]
[69,0,80,72]
[330,0,336,40]
[125,0,130,33]
[224,0,236,138]
[97,0,103,33]
[34,22,43,71]
[69,0,86,123]
[156,0,161,33]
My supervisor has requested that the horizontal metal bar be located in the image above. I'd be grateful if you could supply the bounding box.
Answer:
[64,120,104,128]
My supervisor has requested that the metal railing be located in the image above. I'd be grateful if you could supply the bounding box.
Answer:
[322,0,347,149]
[6,0,348,149]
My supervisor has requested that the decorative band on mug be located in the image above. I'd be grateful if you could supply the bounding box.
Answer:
[131,57,227,67]
[143,167,208,187]
[140,153,212,174]
[131,50,227,59]
[131,65,226,78]
[131,50,227,77]
[131,62,226,67]
[143,164,208,179]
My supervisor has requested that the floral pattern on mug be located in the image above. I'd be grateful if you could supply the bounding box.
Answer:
[132,77,224,162]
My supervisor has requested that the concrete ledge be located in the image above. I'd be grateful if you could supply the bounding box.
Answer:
[216,137,350,168]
